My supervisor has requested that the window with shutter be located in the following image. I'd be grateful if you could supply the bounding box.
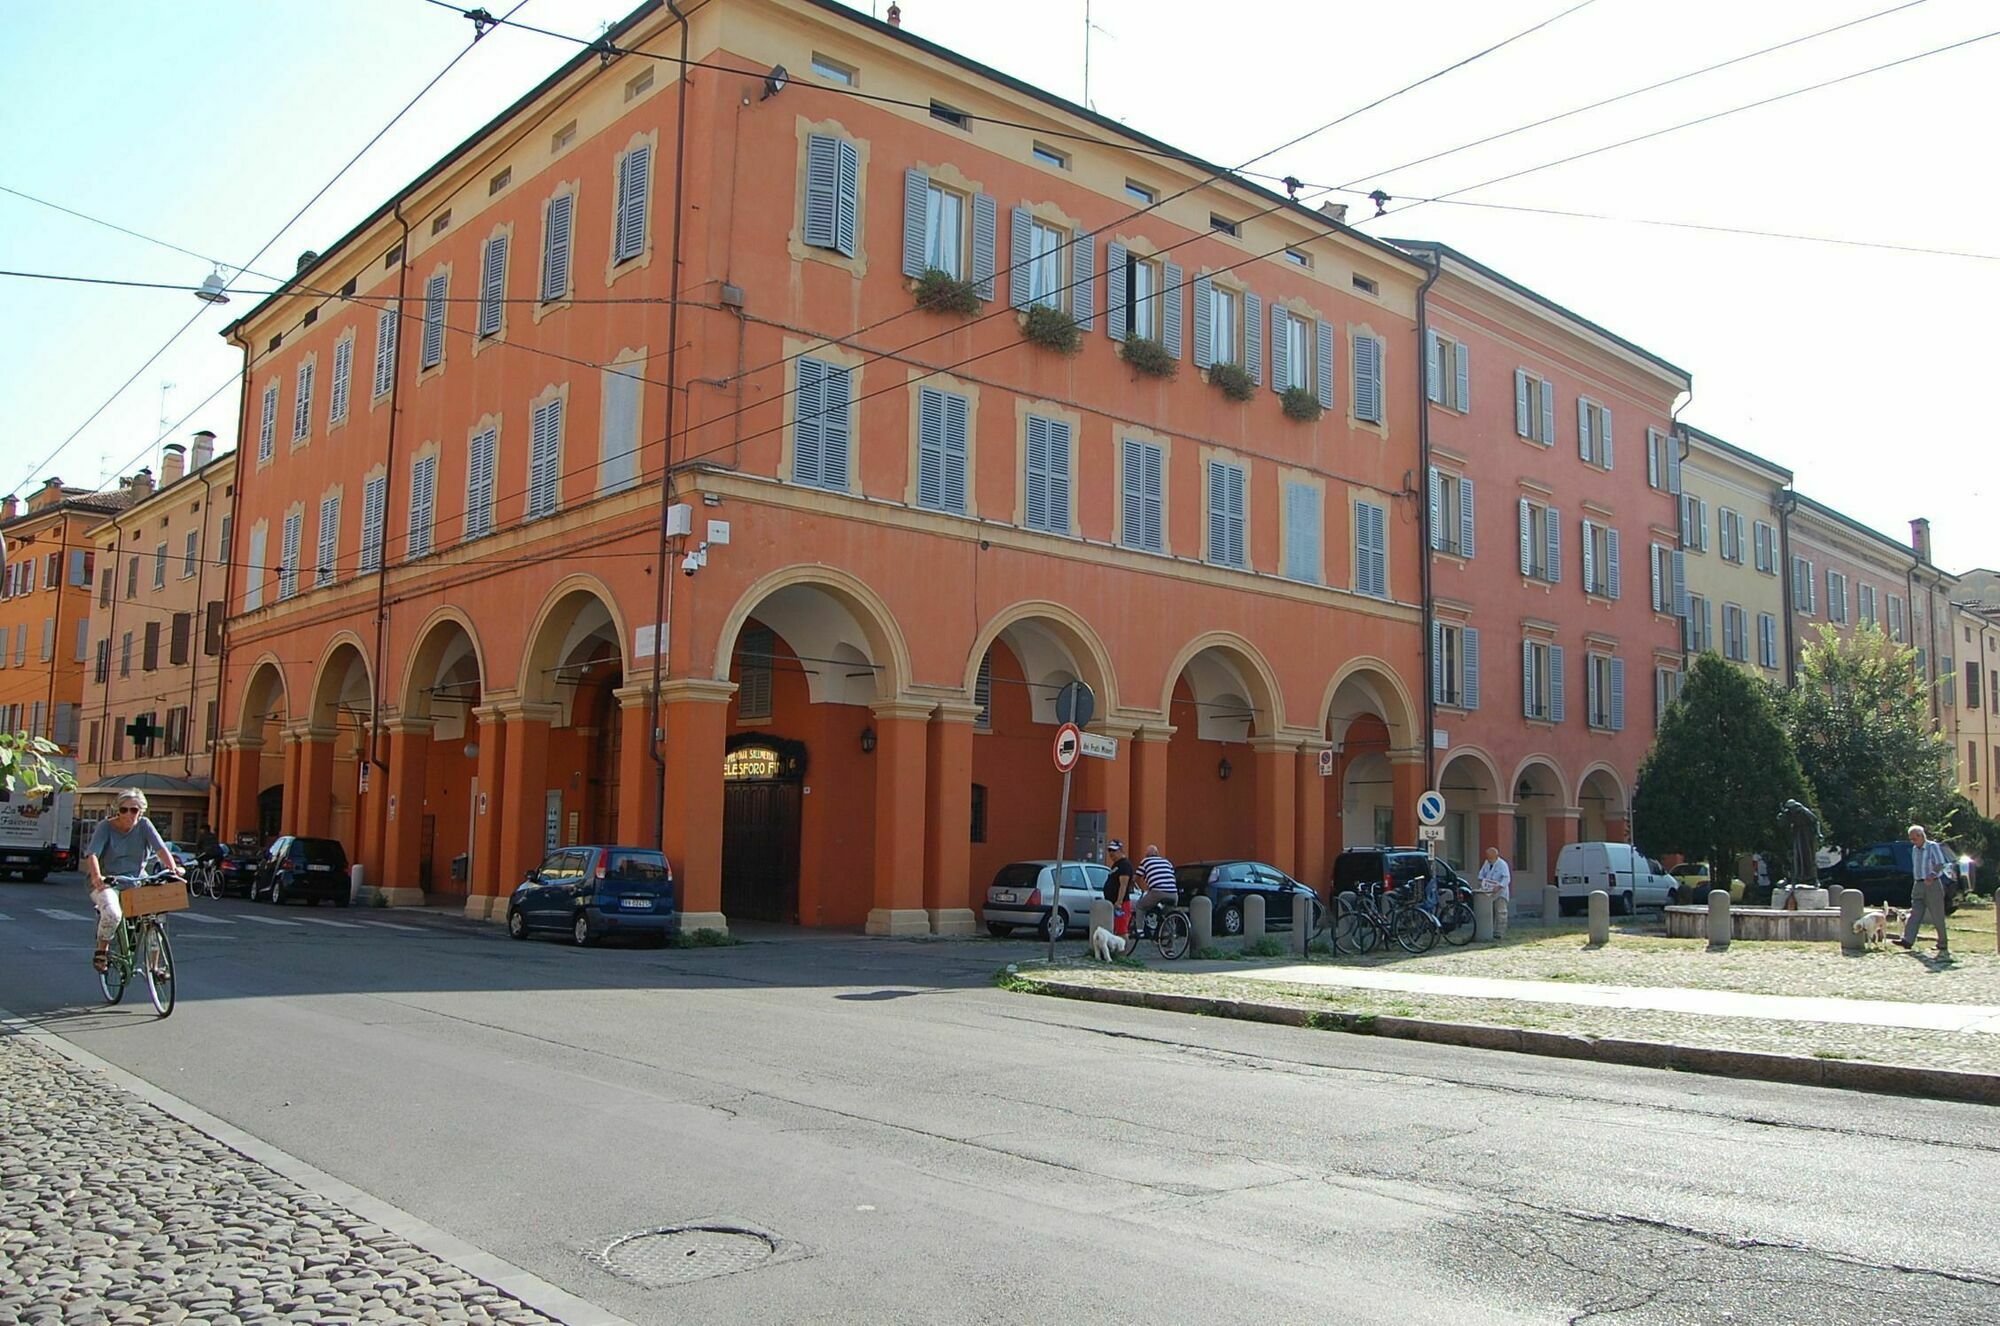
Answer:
[1205,460,1246,569]
[258,381,278,462]
[1284,481,1320,583]
[1353,334,1384,424]
[74,616,89,663]
[359,476,387,574]
[916,386,970,514]
[527,398,564,518]
[420,272,447,369]
[153,544,167,590]
[802,133,859,257]
[792,357,852,492]
[465,428,497,540]
[278,511,302,602]
[1024,414,1072,535]
[169,612,190,667]
[408,453,438,560]
[1355,500,1388,598]
[478,234,508,337]
[329,335,352,426]
[542,191,574,302]
[373,308,398,398]
[975,652,993,728]
[613,144,651,264]
[1759,613,1779,669]
[292,360,314,443]
[316,494,340,587]
[1119,438,1165,553]
[600,361,643,495]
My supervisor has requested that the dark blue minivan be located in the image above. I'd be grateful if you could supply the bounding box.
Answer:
[507,846,678,946]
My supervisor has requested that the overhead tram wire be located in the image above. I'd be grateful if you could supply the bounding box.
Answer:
[6,0,540,499]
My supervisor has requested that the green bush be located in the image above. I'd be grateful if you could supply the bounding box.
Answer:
[1021,303,1082,354]
[1208,361,1255,402]
[912,268,982,316]
[670,927,742,949]
[1243,936,1287,958]
[1280,385,1324,422]
[1120,336,1177,379]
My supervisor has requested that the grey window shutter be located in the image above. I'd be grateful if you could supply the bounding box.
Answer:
[1244,291,1263,385]
[1647,429,1660,487]
[1701,598,1712,651]
[1587,656,1599,725]
[1666,441,1682,494]
[1143,442,1164,551]
[803,135,839,250]
[1047,418,1071,534]
[1360,336,1384,423]
[1514,370,1530,437]
[1545,507,1562,584]
[1427,467,1442,551]
[374,310,397,398]
[1162,262,1184,359]
[1431,621,1444,704]
[1652,543,1664,610]
[1070,234,1094,331]
[1522,639,1536,717]
[1672,550,1688,617]
[421,272,446,368]
[1463,627,1481,710]
[942,389,968,514]
[466,428,495,539]
[1601,407,1613,469]
[917,387,945,510]
[794,357,825,486]
[821,362,852,489]
[965,193,996,300]
[1104,241,1128,341]
[542,192,573,301]
[1207,461,1228,565]
[1025,415,1050,530]
[1009,207,1034,310]
[901,168,929,279]
[1581,518,1595,591]
[1425,330,1441,403]
[409,454,437,559]
[1192,274,1214,368]
[1273,307,1291,395]
[616,145,650,262]
[1454,340,1469,410]
[1607,528,1621,600]
[1316,319,1335,411]
[1287,482,1320,583]
[1549,646,1566,723]
[1120,439,1144,547]
[1577,397,1592,461]
[479,235,506,336]
[1459,476,1476,558]
[330,337,351,424]
[834,140,859,258]
[1518,498,1532,576]
[1539,378,1555,444]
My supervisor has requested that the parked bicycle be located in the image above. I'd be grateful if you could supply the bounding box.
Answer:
[1333,880,1440,955]
[1433,876,1476,947]
[1127,900,1193,960]
[99,863,185,1017]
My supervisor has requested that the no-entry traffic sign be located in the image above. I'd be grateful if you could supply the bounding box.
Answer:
[1052,723,1082,773]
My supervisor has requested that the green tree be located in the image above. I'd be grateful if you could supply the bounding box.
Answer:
[1634,652,1810,871]
[0,732,74,798]
[1781,624,1956,850]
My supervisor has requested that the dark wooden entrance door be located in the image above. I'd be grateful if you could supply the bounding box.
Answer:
[257,785,284,843]
[722,780,802,923]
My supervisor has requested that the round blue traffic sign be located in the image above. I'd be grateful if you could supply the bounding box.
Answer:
[1416,790,1447,827]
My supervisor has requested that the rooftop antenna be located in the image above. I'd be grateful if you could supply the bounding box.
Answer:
[157,381,175,438]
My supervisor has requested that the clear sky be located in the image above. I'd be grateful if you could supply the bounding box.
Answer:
[3,0,1994,570]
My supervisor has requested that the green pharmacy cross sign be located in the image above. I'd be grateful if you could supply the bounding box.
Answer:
[125,716,161,747]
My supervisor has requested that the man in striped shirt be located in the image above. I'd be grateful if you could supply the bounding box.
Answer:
[1895,824,1954,957]
[1133,845,1179,925]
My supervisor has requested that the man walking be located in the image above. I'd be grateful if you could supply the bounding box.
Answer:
[1894,824,1953,958]
[1478,846,1512,938]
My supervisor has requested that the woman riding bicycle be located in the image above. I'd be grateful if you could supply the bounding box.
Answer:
[83,789,183,973]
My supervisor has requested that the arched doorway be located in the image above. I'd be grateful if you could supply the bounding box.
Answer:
[1323,661,1419,854]
[720,733,806,922]
[1437,749,1502,873]
[396,613,487,901]
[231,657,290,843]
[520,584,631,858]
[1578,765,1628,844]
[1159,637,1282,865]
[305,639,372,855]
[1510,757,1568,891]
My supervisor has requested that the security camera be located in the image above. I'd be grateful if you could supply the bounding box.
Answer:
[681,551,701,577]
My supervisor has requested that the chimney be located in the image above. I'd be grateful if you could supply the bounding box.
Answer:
[296,250,319,274]
[1911,517,1932,564]
[886,3,901,27]
[124,468,155,502]
[161,443,187,489]
[1,495,17,522]
[190,429,216,470]
[1317,201,1349,225]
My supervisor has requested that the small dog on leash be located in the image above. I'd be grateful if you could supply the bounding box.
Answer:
[1090,925,1130,961]
[1853,910,1888,946]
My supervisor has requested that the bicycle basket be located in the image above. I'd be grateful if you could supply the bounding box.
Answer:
[121,880,190,917]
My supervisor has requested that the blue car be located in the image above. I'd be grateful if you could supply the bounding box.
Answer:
[507,845,678,946]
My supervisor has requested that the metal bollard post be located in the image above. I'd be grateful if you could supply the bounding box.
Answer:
[349,863,367,907]
[1244,894,1266,946]
[1587,890,1610,946]
[1293,891,1312,957]
[1706,889,1732,948]
[1837,887,1865,954]
[1542,884,1562,926]
[1472,890,1496,942]
[1191,895,1214,951]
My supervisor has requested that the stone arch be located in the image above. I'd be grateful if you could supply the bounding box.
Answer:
[714,565,911,704]
[964,601,1120,722]
[1439,745,1504,798]
[235,653,291,740]
[1158,631,1284,738]
[517,574,633,713]
[307,634,375,732]
[1574,761,1627,810]
[1576,762,1629,843]
[398,607,489,720]
[1320,656,1418,753]
[1509,754,1568,805]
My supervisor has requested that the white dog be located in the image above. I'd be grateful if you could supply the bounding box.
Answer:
[1853,910,1888,946]
[1090,925,1130,961]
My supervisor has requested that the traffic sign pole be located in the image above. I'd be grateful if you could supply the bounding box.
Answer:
[1048,766,1073,964]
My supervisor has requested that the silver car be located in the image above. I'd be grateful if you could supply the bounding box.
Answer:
[983,860,1112,942]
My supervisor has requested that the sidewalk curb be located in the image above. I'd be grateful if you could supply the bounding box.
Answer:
[1022,977,2000,1106]
[0,1007,639,1326]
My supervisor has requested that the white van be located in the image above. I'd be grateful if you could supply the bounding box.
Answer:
[1555,842,1677,915]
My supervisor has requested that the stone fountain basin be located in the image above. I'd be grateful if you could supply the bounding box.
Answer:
[1664,906,1843,942]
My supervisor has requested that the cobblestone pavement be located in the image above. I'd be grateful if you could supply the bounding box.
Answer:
[0,1032,563,1326]
[1032,964,2000,1074]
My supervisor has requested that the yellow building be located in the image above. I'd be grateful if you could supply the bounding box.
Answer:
[1945,589,1999,818]
[1674,425,1789,686]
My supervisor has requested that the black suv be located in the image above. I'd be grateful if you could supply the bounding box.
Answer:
[1332,846,1465,897]
[253,836,351,906]
[1819,841,1964,912]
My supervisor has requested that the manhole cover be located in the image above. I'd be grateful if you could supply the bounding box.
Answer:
[593,1224,780,1287]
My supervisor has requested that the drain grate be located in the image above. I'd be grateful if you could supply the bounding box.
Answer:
[592,1224,780,1287]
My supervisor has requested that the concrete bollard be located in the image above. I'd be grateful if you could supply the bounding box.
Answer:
[1473,890,1496,942]
[1542,884,1562,926]
[1089,897,1113,939]
[1707,889,1732,948]
[1587,890,1610,946]
[1191,895,1214,951]
[349,864,367,906]
[1838,888,1865,954]
[1293,891,1313,957]
[1244,893,1266,946]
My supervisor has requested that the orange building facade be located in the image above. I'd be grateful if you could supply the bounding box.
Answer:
[0,480,132,759]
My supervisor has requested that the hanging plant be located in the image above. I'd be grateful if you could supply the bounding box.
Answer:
[912,268,982,317]
[1120,336,1177,379]
[1208,361,1255,402]
[1021,303,1082,355]
[1280,385,1324,423]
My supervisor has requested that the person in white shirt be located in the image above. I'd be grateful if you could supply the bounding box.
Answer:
[1477,846,1512,938]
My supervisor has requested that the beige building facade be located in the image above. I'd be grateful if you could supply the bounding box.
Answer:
[1674,425,1790,689]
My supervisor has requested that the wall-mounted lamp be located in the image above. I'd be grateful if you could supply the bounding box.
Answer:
[859,726,877,755]
[762,64,790,100]
[1217,757,1232,781]
[464,742,480,760]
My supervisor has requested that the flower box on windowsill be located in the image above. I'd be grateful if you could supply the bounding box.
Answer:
[1280,386,1323,422]
[1120,336,1177,379]
[1020,303,1081,355]
[911,269,982,317]
[1207,362,1255,402]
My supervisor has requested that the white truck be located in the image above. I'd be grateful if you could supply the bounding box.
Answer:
[0,759,77,882]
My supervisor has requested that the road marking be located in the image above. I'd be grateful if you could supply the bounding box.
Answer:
[0,913,11,923]
[240,915,303,927]
[300,917,364,929]
[174,912,235,925]
[36,908,91,922]
[357,920,426,932]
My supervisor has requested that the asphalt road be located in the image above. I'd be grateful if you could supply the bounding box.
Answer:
[3,874,1996,1325]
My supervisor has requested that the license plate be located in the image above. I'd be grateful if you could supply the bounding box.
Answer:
[3,855,28,864]
[994,891,1017,904]
[307,864,333,873]
[620,897,652,910]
